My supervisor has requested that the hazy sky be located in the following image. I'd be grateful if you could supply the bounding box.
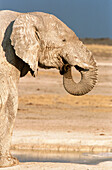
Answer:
[0,0,111,38]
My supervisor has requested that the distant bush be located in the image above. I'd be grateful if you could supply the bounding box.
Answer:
[80,38,112,46]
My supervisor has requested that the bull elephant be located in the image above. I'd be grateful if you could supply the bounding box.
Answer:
[0,10,97,167]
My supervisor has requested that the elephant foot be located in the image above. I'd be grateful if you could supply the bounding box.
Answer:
[0,155,19,167]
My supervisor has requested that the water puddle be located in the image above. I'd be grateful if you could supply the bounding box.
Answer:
[11,150,112,165]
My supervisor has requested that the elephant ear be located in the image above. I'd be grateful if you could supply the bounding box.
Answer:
[11,13,41,76]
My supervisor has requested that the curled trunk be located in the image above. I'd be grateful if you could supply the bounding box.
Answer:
[63,56,97,96]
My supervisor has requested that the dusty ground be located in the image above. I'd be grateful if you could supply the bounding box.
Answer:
[7,40,112,169]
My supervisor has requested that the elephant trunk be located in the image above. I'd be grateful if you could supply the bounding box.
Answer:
[63,56,97,96]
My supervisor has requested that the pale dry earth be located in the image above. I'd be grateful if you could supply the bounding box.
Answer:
[2,41,112,169]
[1,161,112,170]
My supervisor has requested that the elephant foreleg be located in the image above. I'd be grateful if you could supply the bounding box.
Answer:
[0,74,19,167]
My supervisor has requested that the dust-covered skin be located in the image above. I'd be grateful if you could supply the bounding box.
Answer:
[0,10,97,167]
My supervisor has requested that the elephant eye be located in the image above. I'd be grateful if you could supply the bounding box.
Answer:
[34,26,40,40]
[35,31,40,40]
[62,39,66,42]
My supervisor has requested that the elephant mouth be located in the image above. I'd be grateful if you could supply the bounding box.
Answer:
[59,56,70,75]
[60,64,89,75]
[60,64,70,75]
[59,56,89,75]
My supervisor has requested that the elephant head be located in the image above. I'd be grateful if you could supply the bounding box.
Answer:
[11,12,97,95]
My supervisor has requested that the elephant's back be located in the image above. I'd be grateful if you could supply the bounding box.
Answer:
[0,10,20,30]
[0,11,20,55]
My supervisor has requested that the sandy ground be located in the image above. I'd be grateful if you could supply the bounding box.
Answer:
[1,161,112,170]
[4,41,112,169]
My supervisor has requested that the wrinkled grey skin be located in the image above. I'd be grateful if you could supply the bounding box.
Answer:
[0,10,97,167]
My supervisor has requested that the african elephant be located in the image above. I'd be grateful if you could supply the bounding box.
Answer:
[0,10,97,167]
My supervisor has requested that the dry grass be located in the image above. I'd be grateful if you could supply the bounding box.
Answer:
[86,44,112,54]
[19,94,112,108]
